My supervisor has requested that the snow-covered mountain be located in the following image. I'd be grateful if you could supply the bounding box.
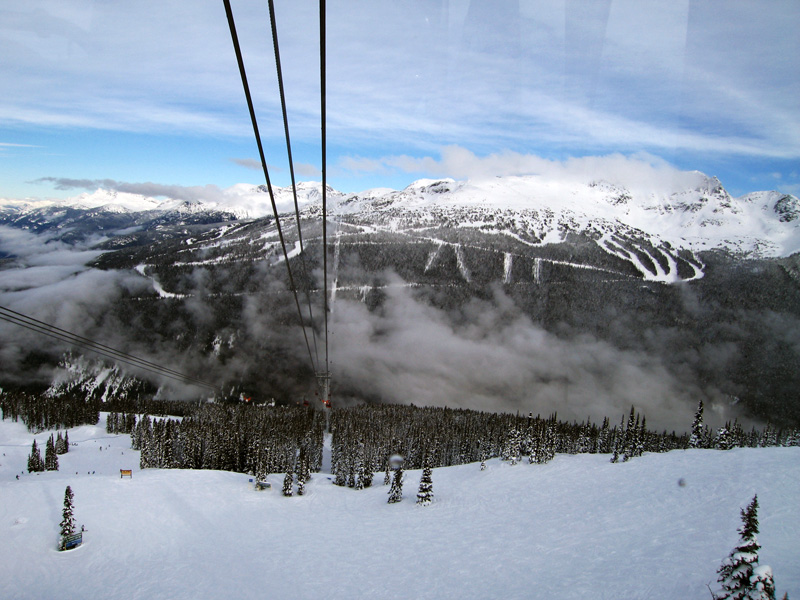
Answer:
[2,174,800,427]
[331,175,799,278]
[4,174,796,284]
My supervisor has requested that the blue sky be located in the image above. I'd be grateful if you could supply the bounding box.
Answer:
[1,0,799,201]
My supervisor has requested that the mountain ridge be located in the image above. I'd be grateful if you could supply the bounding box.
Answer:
[2,174,800,427]
[4,174,796,263]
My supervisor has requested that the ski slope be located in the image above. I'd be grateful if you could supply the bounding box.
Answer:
[1,415,798,600]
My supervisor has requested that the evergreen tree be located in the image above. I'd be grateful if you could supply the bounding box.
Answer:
[416,461,433,506]
[621,407,636,461]
[358,444,372,488]
[383,462,391,486]
[715,495,775,600]
[689,400,705,448]
[282,472,294,497]
[387,466,403,503]
[27,439,44,473]
[254,447,268,483]
[716,424,735,450]
[296,452,307,496]
[503,427,520,465]
[55,431,67,454]
[750,566,777,600]
[63,430,69,452]
[45,434,59,471]
[59,485,76,549]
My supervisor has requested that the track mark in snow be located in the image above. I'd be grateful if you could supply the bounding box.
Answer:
[503,253,512,284]
[275,240,302,263]
[454,244,471,282]
[598,234,705,283]
[134,263,187,298]
[330,223,342,312]
[424,242,442,273]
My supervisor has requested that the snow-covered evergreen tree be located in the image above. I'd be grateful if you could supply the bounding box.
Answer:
[359,444,373,488]
[716,424,735,450]
[689,400,705,448]
[715,495,775,600]
[383,462,391,486]
[27,439,44,472]
[750,566,777,600]
[59,485,76,549]
[296,453,307,496]
[55,431,67,454]
[387,466,403,503]
[503,427,520,465]
[45,433,59,471]
[416,461,433,506]
[282,472,293,497]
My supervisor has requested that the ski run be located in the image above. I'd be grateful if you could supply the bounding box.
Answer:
[1,414,798,600]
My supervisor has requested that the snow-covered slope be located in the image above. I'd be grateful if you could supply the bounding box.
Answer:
[3,175,797,263]
[333,176,800,259]
[1,415,798,600]
[0,182,339,222]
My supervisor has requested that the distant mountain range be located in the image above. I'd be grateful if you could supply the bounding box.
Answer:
[1,175,799,428]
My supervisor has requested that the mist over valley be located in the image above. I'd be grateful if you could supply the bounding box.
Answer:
[1,174,799,432]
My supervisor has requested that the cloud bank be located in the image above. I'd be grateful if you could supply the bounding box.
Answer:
[329,277,741,433]
[342,147,708,196]
[2,1,798,159]
[32,177,227,204]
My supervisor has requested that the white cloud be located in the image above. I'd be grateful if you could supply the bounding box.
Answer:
[295,163,321,178]
[231,158,261,171]
[329,280,737,431]
[342,146,706,195]
[1,0,797,162]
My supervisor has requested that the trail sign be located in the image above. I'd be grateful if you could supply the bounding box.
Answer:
[62,532,82,550]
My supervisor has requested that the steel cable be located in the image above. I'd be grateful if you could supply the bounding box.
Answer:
[223,0,317,374]
[0,305,220,393]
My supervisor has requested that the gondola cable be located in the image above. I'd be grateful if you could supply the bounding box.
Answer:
[223,0,318,375]
[0,305,221,394]
[267,0,320,370]
[318,0,331,405]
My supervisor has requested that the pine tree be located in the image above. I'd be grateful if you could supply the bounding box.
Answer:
[55,431,67,454]
[27,439,44,473]
[296,453,307,496]
[357,444,372,488]
[416,461,433,506]
[383,462,391,486]
[621,407,636,461]
[750,566,777,600]
[282,472,293,497]
[504,427,520,465]
[715,495,775,600]
[689,400,705,448]
[45,434,59,471]
[59,485,76,549]
[716,424,735,450]
[63,430,69,453]
[387,466,403,503]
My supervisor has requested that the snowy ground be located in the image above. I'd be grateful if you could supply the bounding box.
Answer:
[1,414,798,600]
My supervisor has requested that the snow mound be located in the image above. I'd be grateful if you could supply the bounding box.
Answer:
[1,415,798,600]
